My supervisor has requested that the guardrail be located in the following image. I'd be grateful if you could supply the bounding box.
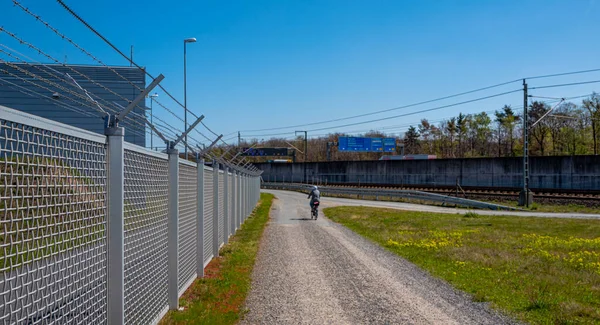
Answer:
[261,182,520,211]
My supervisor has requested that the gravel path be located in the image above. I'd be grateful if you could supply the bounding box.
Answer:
[241,190,519,325]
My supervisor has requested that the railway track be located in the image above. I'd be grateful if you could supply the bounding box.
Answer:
[279,182,600,203]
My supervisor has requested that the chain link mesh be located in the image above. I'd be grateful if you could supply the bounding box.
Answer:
[123,149,169,325]
[178,162,197,292]
[0,117,107,324]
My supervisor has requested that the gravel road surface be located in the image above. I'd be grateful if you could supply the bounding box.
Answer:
[241,190,520,325]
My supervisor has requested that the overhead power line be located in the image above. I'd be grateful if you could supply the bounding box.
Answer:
[529,80,600,90]
[244,89,521,137]
[525,68,600,80]
[239,79,522,133]
[53,0,201,119]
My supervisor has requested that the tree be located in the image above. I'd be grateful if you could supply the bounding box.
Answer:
[583,93,600,155]
[468,112,492,156]
[445,117,457,158]
[404,126,420,154]
[547,102,575,155]
[528,101,551,156]
[418,119,433,153]
[495,105,520,157]
[456,113,469,157]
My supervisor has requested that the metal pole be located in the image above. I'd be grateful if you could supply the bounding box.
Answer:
[520,79,531,207]
[106,126,125,325]
[223,167,229,244]
[150,98,153,150]
[304,131,307,183]
[212,160,220,257]
[196,158,205,277]
[184,41,188,158]
[167,147,179,309]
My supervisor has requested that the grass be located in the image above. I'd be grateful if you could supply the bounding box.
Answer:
[324,206,600,325]
[488,200,600,214]
[160,193,274,325]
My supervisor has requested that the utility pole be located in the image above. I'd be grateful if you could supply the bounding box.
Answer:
[238,131,241,149]
[295,131,307,183]
[519,79,532,207]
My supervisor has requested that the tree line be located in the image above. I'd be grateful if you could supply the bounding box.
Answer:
[240,93,600,162]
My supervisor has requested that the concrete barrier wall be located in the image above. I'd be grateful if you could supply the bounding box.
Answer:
[256,156,600,190]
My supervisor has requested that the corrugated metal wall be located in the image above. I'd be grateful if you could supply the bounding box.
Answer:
[0,63,146,146]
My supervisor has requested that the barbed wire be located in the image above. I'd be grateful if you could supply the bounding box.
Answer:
[0,73,151,139]
[0,27,195,145]
[0,57,152,137]
[0,31,147,115]
[11,1,200,126]
[0,77,99,118]
[11,0,230,147]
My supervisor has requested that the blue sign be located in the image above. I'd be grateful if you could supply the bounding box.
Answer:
[383,138,396,152]
[338,137,396,152]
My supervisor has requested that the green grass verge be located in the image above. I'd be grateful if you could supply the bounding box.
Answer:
[160,193,274,325]
[324,206,600,324]
[488,201,600,214]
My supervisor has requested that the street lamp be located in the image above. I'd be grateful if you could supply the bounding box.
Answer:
[149,93,158,150]
[295,131,307,183]
[184,37,197,158]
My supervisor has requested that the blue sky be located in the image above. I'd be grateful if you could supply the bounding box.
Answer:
[1,0,600,147]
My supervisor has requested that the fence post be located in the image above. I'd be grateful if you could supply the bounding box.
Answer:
[106,126,125,325]
[242,175,248,222]
[235,171,242,229]
[223,167,229,244]
[196,159,205,277]
[167,147,179,310]
[230,169,235,234]
[212,160,220,257]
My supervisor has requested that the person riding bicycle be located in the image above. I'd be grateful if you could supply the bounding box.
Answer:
[308,185,321,210]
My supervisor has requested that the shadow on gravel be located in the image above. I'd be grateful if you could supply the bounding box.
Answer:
[290,218,314,221]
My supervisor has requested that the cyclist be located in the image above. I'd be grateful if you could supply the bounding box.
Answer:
[307,185,321,210]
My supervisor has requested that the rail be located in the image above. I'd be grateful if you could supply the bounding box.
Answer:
[261,182,520,211]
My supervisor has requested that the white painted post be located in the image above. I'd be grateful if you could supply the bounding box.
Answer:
[167,147,179,310]
[196,158,205,277]
[106,126,125,325]
[223,167,229,244]
[212,161,220,257]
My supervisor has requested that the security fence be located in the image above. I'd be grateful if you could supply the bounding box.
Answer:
[0,105,261,325]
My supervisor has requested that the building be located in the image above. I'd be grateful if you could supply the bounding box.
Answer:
[0,63,147,146]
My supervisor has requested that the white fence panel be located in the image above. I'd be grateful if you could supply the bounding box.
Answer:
[123,147,169,325]
[0,107,108,324]
[178,161,197,294]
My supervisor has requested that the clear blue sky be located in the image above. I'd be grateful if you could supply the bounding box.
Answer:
[2,0,599,147]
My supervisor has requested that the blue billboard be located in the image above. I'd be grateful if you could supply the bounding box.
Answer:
[338,137,396,152]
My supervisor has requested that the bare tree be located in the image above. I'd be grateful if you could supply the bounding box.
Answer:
[583,93,600,155]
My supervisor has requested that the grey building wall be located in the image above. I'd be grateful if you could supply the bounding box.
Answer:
[256,155,600,191]
[0,63,146,146]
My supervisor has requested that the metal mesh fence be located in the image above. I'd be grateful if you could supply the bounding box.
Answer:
[0,115,107,324]
[123,148,169,325]
[218,171,224,246]
[203,166,214,265]
[178,161,197,293]
[0,107,262,325]
[228,172,234,233]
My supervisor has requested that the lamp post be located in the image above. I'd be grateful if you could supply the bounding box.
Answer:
[149,93,158,150]
[295,130,307,183]
[184,37,197,158]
